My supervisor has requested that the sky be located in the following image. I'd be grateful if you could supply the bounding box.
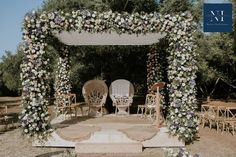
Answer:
[0,0,44,59]
[0,0,228,59]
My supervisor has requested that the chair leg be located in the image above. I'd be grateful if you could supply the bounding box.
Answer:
[221,122,225,134]
[209,120,212,129]
[231,122,235,136]
[226,123,230,133]
[217,121,223,133]
[101,106,103,116]
[141,107,145,118]
[233,124,235,136]
[137,106,140,114]
[145,108,148,118]
[80,106,84,116]
[202,118,205,128]
[4,119,8,130]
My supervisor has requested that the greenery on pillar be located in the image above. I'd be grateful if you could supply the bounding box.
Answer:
[54,46,71,111]
[147,45,160,91]
[147,39,169,91]
[166,15,198,142]
[20,30,52,139]
[147,39,169,115]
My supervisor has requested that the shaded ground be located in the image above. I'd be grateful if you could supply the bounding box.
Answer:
[0,99,236,157]
[0,128,66,157]
[186,127,236,157]
[1,127,235,157]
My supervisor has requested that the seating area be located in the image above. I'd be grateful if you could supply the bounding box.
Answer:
[42,80,179,152]
[198,101,236,135]
[55,79,165,124]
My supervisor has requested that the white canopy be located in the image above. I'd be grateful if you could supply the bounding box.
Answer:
[54,31,166,46]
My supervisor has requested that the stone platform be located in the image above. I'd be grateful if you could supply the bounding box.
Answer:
[33,114,184,153]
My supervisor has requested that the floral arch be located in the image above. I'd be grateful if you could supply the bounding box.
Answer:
[21,10,198,143]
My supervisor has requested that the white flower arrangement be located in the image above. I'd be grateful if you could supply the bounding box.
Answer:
[163,147,200,157]
[20,10,198,142]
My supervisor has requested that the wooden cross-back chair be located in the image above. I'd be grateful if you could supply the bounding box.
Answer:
[0,105,14,130]
[200,104,213,128]
[200,104,227,132]
[224,107,236,135]
[56,93,77,117]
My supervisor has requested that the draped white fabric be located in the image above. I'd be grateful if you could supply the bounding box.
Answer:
[54,31,166,46]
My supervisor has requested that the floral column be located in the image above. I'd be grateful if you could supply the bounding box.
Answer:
[147,45,160,91]
[20,13,51,139]
[166,13,198,143]
[147,43,169,111]
[54,47,71,109]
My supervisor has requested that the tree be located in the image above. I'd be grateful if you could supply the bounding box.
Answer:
[232,0,236,53]
[196,32,236,99]
[159,0,192,14]
[159,0,236,99]
[159,0,202,23]
[0,48,23,94]
[108,0,158,13]
[41,0,158,13]
[41,0,110,12]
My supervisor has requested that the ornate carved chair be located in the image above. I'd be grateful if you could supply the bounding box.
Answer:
[109,79,134,115]
[82,80,108,117]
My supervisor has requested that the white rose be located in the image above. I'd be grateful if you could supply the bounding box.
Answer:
[48,13,55,19]
[175,108,178,113]
[50,21,55,28]
[25,16,30,21]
